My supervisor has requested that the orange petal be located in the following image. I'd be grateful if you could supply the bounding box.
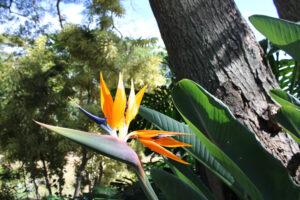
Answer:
[139,139,189,165]
[134,85,147,111]
[100,73,113,125]
[154,137,192,148]
[125,80,136,125]
[126,84,147,126]
[111,73,127,129]
[132,130,187,139]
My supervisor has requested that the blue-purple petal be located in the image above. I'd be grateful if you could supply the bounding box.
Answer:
[78,106,106,124]
[77,106,114,136]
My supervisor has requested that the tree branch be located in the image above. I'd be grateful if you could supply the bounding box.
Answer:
[0,0,27,17]
[0,0,13,9]
[56,0,64,29]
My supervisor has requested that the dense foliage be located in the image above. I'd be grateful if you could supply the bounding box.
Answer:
[1,1,300,200]
[0,0,169,198]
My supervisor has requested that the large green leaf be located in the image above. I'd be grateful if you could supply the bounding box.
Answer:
[276,106,300,143]
[35,122,158,200]
[249,15,300,62]
[270,89,300,143]
[139,106,232,184]
[151,169,208,200]
[172,79,300,200]
[168,160,215,200]
[270,89,300,107]
[139,107,261,200]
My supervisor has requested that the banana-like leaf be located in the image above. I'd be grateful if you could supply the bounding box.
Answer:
[139,107,260,200]
[35,122,158,200]
[270,89,300,143]
[276,106,300,143]
[151,169,208,200]
[249,15,300,62]
[139,107,232,183]
[168,160,215,200]
[172,79,300,200]
[270,89,300,107]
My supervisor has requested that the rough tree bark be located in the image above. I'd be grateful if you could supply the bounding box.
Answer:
[149,0,299,181]
[273,0,300,22]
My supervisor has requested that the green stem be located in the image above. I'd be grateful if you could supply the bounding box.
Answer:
[134,166,159,200]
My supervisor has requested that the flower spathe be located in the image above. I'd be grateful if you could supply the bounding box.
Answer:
[80,73,191,165]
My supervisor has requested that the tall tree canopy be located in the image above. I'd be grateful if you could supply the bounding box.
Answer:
[0,0,124,36]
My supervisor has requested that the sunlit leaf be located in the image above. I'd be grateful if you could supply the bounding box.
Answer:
[249,15,300,62]
[172,79,300,200]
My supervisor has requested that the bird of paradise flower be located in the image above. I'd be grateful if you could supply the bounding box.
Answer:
[35,73,191,200]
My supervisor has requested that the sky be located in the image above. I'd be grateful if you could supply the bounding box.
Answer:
[1,0,279,45]
[114,0,279,46]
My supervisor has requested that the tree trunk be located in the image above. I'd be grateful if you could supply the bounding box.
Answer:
[149,0,299,180]
[22,167,29,199]
[93,160,104,188]
[32,176,41,200]
[273,0,300,22]
[73,148,89,198]
[57,171,64,196]
[98,160,103,185]
[41,157,52,195]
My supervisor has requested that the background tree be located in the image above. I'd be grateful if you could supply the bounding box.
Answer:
[0,0,169,198]
[273,0,300,22]
[0,0,125,37]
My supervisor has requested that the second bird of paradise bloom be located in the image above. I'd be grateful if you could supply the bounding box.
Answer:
[79,73,191,165]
